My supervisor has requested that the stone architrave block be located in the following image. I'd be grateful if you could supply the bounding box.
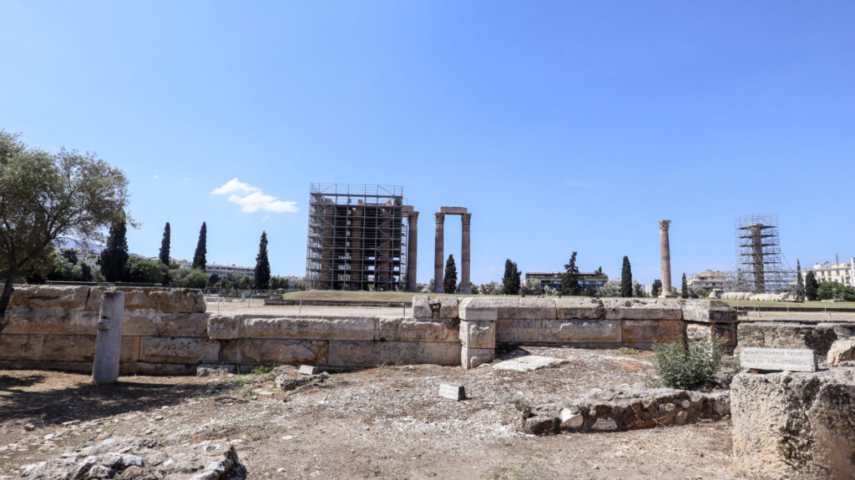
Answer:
[731,370,855,479]
[328,340,460,367]
[140,337,220,364]
[1,310,97,336]
[458,298,498,321]
[680,299,737,324]
[219,339,328,365]
[242,316,375,341]
[438,297,460,319]
[736,323,837,358]
[602,299,682,321]
[496,318,539,344]
[208,314,243,340]
[554,298,604,320]
[412,295,434,318]
[158,313,210,337]
[42,334,97,362]
[474,298,556,320]
[8,285,90,311]
[461,346,493,369]
[621,319,685,344]
[378,317,458,342]
[459,320,496,349]
[540,320,621,343]
[0,334,45,361]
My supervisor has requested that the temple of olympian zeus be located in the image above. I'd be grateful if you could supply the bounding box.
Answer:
[433,207,472,294]
[658,219,675,297]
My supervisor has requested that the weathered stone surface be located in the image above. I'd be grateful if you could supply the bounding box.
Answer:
[740,347,816,372]
[459,320,496,349]
[731,369,855,479]
[121,362,197,376]
[242,316,375,341]
[523,416,559,435]
[0,334,44,361]
[139,337,219,364]
[120,312,210,338]
[496,318,539,344]
[461,346,493,369]
[621,319,685,344]
[438,296,460,319]
[145,288,206,313]
[458,298,498,321]
[42,335,97,362]
[197,364,235,376]
[461,297,557,320]
[219,338,327,365]
[540,319,621,343]
[680,299,737,324]
[378,317,458,342]
[329,340,460,367]
[602,299,682,321]
[559,408,584,428]
[737,322,838,358]
[207,314,242,340]
[9,285,90,310]
[493,355,566,372]
[412,295,433,318]
[827,339,855,364]
[687,322,737,346]
[439,384,465,400]
[554,298,603,320]
[1,310,97,335]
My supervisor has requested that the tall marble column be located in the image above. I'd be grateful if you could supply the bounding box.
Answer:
[434,213,445,292]
[459,213,472,294]
[659,220,674,297]
[406,212,419,292]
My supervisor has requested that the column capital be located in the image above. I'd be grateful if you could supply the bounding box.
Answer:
[658,219,671,232]
[435,212,446,223]
[461,213,472,225]
[410,211,419,221]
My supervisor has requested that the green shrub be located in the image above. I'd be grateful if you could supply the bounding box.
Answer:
[251,365,273,375]
[650,333,727,390]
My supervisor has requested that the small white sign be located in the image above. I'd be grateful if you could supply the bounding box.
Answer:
[439,384,465,401]
[740,347,816,372]
[298,365,316,375]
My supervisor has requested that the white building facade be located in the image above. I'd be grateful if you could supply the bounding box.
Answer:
[800,258,855,287]
[687,271,726,292]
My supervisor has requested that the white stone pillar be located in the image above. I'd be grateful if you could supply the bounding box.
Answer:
[659,220,675,297]
[92,291,126,384]
[459,213,472,294]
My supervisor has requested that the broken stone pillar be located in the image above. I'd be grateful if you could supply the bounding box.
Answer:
[434,212,445,293]
[92,291,126,384]
[459,213,472,294]
[658,220,675,297]
[459,297,496,368]
[407,211,419,292]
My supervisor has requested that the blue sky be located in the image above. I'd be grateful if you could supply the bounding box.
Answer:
[2,1,854,284]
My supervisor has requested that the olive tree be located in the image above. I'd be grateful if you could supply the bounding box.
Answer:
[0,132,129,326]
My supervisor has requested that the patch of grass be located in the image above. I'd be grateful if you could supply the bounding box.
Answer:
[531,445,552,459]
[620,347,640,355]
[228,376,252,386]
[492,358,503,364]
[251,365,273,375]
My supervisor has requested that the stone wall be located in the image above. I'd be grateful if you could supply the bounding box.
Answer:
[0,287,738,374]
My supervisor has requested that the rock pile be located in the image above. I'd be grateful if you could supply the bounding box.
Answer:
[518,384,730,435]
[19,437,244,480]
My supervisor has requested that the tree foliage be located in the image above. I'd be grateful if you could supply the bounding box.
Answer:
[620,256,633,298]
[0,131,129,320]
[159,222,171,265]
[651,279,662,298]
[817,282,855,302]
[126,255,164,284]
[562,252,581,296]
[100,218,129,282]
[520,277,542,296]
[502,259,521,295]
[192,222,207,271]
[444,254,458,293]
[651,333,728,390]
[255,231,271,289]
[634,283,644,297]
[681,273,689,299]
[805,271,819,301]
[796,259,805,298]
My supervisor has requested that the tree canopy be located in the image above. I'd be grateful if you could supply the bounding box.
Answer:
[192,222,207,271]
[562,252,581,296]
[255,231,271,289]
[159,222,171,265]
[620,256,633,298]
[444,254,458,293]
[502,259,520,295]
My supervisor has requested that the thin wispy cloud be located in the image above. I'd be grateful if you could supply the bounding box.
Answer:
[212,178,298,213]
[262,215,271,222]
[152,174,160,180]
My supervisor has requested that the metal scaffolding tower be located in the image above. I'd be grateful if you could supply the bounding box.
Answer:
[726,214,794,294]
[305,184,408,291]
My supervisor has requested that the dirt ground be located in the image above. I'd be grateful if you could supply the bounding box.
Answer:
[0,346,743,479]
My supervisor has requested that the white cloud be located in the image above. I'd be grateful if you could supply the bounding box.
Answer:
[153,175,160,180]
[212,178,298,213]
[262,215,271,222]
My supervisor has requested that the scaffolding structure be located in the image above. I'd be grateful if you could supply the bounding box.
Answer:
[725,214,794,294]
[305,184,407,291]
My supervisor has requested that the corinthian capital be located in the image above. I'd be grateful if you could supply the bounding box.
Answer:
[658,220,671,232]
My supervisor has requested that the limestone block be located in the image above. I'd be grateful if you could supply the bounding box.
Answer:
[540,320,621,343]
[139,337,219,364]
[680,299,737,324]
[687,323,737,346]
[119,311,163,336]
[496,318,539,344]
[0,334,44,361]
[412,295,434,318]
[736,323,837,358]
[121,336,141,363]
[1,310,97,335]
[731,370,855,479]
[119,312,208,338]
[458,298,498,321]
[827,339,855,364]
[120,363,197,376]
[147,288,206,313]
[621,319,685,344]
[43,335,97,362]
[328,340,460,367]
[8,285,90,310]
[602,299,682,321]
[208,314,243,340]
[438,297,460,319]
[378,317,458,342]
[461,346,493,369]
[219,339,327,365]
[459,320,496,349]
[554,298,604,320]
[242,316,375,341]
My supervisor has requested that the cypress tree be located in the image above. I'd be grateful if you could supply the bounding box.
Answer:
[502,259,521,295]
[562,252,581,296]
[254,231,271,290]
[796,259,805,298]
[652,279,662,298]
[805,271,819,301]
[100,218,129,282]
[620,256,633,298]
[192,222,207,271]
[681,273,689,298]
[444,254,458,293]
[159,222,171,265]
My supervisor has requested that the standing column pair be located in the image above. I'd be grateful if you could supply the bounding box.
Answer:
[434,212,471,293]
